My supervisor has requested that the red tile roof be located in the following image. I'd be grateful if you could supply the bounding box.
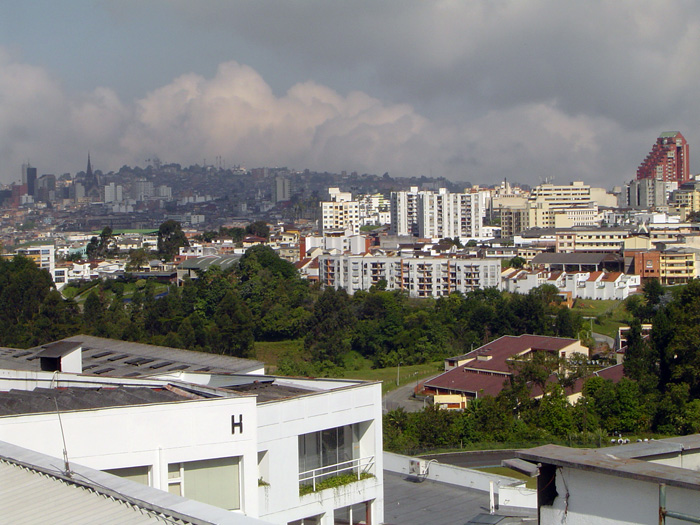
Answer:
[429,335,580,394]
[426,368,510,397]
[601,272,623,282]
[456,335,578,373]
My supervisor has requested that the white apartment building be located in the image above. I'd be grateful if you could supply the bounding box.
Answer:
[320,188,360,235]
[389,187,420,236]
[104,182,124,203]
[502,268,640,300]
[14,243,55,274]
[0,336,384,525]
[274,176,291,202]
[357,193,390,226]
[526,181,613,229]
[555,228,630,253]
[390,187,482,240]
[319,254,501,298]
[302,231,370,257]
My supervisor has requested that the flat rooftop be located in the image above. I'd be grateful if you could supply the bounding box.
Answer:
[518,444,700,491]
[0,335,264,378]
[383,471,535,525]
[0,386,192,416]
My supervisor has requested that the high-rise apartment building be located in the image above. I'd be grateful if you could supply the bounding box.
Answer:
[390,188,482,239]
[637,131,690,183]
[320,188,360,234]
[389,187,420,236]
[274,176,291,202]
[527,181,599,229]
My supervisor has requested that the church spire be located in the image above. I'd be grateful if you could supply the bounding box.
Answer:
[86,153,92,178]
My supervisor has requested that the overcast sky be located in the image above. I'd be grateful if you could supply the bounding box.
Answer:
[1,0,699,188]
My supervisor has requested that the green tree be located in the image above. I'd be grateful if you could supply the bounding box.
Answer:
[508,256,526,269]
[126,248,150,271]
[210,291,254,358]
[622,318,657,392]
[305,287,355,365]
[642,278,664,307]
[83,291,105,331]
[245,221,270,239]
[157,220,189,260]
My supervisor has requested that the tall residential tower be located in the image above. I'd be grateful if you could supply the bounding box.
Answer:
[637,131,690,184]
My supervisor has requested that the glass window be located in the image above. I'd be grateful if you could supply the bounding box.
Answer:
[335,501,371,525]
[168,457,240,510]
[299,425,355,479]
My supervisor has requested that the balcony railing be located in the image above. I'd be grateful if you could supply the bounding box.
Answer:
[299,455,375,492]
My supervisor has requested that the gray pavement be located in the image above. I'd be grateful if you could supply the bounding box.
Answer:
[383,375,439,413]
[383,471,536,525]
[383,470,490,525]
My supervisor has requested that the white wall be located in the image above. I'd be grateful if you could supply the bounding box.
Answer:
[0,397,260,517]
[541,467,700,525]
[383,451,532,501]
[256,382,384,525]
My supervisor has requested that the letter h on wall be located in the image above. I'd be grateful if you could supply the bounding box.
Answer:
[231,414,243,434]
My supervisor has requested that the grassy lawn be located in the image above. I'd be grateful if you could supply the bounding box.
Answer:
[253,339,442,394]
[475,466,537,489]
[63,281,169,305]
[571,298,632,339]
[254,340,304,369]
[343,362,443,394]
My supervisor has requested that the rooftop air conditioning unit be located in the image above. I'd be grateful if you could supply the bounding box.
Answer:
[409,459,428,476]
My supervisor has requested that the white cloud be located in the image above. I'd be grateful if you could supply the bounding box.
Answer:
[0,50,663,187]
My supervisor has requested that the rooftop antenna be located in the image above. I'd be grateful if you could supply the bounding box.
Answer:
[51,371,72,477]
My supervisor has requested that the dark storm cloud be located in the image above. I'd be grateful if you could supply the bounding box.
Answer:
[2,1,700,187]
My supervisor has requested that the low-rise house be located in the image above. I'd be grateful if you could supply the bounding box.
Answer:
[425,335,588,409]
[502,268,640,300]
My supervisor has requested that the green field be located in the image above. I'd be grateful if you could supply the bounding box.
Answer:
[342,362,443,394]
[62,281,169,305]
[253,339,442,393]
[475,466,537,489]
[571,298,632,339]
[254,340,305,369]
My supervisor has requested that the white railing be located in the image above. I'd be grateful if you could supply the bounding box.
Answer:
[299,455,375,492]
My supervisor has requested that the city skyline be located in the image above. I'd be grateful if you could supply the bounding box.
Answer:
[2,2,700,187]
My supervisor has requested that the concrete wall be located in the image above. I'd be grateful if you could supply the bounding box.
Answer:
[383,451,534,503]
[500,485,537,509]
[541,467,700,525]
[0,397,260,516]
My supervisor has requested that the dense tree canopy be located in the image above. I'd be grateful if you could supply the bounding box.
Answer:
[157,220,189,260]
[7,246,700,446]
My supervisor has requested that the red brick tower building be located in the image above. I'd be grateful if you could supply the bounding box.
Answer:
[636,131,690,183]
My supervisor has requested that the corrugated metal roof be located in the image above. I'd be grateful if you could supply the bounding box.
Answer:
[0,441,271,525]
[0,461,178,524]
[0,336,264,378]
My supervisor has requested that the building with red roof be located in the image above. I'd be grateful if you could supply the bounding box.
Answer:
[424,335,588,409]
